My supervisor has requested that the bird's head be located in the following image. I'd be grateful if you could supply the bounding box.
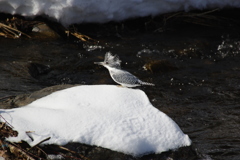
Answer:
[94,52,121,69]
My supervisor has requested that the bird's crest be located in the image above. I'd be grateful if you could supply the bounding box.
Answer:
[104,52,121,68]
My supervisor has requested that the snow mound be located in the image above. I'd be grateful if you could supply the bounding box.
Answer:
[0,0,240,25]
[0,85,191,156]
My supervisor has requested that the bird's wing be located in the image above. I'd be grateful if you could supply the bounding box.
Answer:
[111,70,140,85]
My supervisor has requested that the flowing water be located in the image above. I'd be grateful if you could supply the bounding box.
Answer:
[0,19,240,160]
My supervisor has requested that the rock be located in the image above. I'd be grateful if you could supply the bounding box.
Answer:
[27,62,51,79]
[0,84,78,108]
[0,85,204,160]
[60,143,202,160]
[32,23,60,39]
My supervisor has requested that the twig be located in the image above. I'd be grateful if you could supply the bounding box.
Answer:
[193,8,220,16]
[164,12,182,22]
[0,115,14,128]
[59,146,77,154]
[58,146,90,160]
[36,146,48,158]
[58,152,84,160]
[7,142,36,160]
[71,32,96,42]
[27,137,51,151]
[26,131,35,141]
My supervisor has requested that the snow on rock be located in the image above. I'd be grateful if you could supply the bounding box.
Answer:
[0,85,191,156]
[0,0,240,26]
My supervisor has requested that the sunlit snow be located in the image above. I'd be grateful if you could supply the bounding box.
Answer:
[0,85,191,156]
[0,0,240,25]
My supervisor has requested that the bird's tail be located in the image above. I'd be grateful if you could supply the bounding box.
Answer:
[140,81,155,86]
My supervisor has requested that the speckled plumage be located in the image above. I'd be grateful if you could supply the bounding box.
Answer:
[95,52,154,87]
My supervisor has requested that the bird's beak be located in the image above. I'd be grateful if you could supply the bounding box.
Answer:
[94,62,104,65]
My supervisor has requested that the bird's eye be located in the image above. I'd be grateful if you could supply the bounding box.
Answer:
[106,62,108,64]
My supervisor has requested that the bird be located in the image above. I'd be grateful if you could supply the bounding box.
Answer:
[94,52,155,87]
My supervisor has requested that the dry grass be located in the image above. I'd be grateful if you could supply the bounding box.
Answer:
[0,17,31,38]
[0,16,96,42]
[66,25,97,43]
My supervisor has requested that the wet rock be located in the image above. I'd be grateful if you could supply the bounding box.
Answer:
[58,143,202,160]
[143,60,178,73]
[46,142,202,160]
[0,84,78,108]
[2,61,32,80]
[27,62,51,79]
[32,23,60,39]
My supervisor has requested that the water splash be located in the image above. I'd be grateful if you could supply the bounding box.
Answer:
[136,49,160,58]
[216,36,240,59]
[83,44,105,52]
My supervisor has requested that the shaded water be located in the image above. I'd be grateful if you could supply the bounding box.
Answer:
[0,21,240,160]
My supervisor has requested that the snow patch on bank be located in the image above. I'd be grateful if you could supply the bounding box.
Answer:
[0,0,240,25]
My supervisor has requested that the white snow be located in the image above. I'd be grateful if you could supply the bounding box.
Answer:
[0,85,191,156]
[0,0,240,26]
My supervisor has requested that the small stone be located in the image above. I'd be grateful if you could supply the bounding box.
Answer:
[32,23,60,39]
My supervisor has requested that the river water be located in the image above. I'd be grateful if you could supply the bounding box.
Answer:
[0,15,240,160]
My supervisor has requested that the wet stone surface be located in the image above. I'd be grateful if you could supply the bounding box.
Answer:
[1,12,240,159]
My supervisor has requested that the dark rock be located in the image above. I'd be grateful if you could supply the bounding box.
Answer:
[27,62,51,79]
[0,84,78,108]
[45,143,202,160]
[31,23,60,39]
[0,85,204,160]
[61,143,203,160]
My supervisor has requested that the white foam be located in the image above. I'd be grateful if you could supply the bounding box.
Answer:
[0,85,191,156]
